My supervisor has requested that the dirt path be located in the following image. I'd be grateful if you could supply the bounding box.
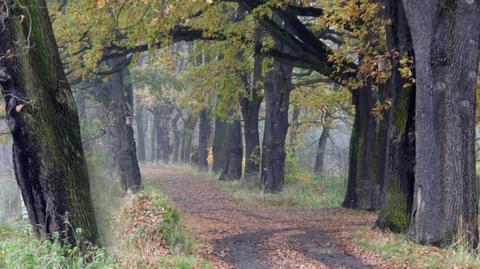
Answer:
[142,165,395,269]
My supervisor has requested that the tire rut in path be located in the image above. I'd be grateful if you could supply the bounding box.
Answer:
[141,165,388,269]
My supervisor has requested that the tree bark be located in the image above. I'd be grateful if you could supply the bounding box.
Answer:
[376,0,415,233]
[212,118,227,173]
[342,83,379,210]
[198,109,211,170]
[0,0,98,244]
[100,60,141,192]
[402,0,479,247]
[219,119,243,180]
[314,125,330,175]
[261,52,293,193]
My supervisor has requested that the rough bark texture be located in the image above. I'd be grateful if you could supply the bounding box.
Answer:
[342,84,378,210]
[261,54,293,193]
[376,0,415,233]
[314,125,330,175]
[198,109,211,171]
[0,0,98,244]
[402,0,479,247]
[100,61,141,192]
[212,118,227,173]
[219,119,243,181]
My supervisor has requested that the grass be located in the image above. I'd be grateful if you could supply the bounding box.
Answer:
[351,227,480,268]
[216,174,345,208]
[0,187,210,269]
[0,220,115,269]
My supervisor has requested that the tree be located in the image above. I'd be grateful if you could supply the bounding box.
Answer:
[212,118,227,173]
[261,43,294,192]
[219,118,243,180]
[98,59,142,192]
[135,97,146,163]
[376,0,415,233]
[402,0,480,247]
[198,108,211,170]
[0,0,98,244]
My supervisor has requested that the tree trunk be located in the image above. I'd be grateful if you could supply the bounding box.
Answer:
[402,0,479,247]
[376,0,415,233]
[100,61,141,192]
[342,83,378,210]
[150,111,157,162]
[219,119,243,180]
[261,54,293,193]
[171,111,181,162]
[314,125,330,175]
[240,94,262,179]
[289,107,301,147]
[240,34,263,179]
[198,109,211,170]
[155,105,173,163]
[0,0,98,244]
[135,98,146,163]
[180,113,197,162]
[212,118,227,173]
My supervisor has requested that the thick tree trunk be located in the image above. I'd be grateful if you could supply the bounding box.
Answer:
[0,0,98,244]
[180,113,197,162]
[376,0,415,233]
[198,109,211,170]
[314,125,330,175]
[402,0,479,247]
[135,99,146,163]
[219,119,243,180]
[101,61,141,192]
[212,118,227,173]
[342,83,379,210]
[261,55,293,193]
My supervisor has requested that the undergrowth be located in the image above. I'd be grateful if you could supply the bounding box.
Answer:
[0,188,210,269]
[351,227,480,268]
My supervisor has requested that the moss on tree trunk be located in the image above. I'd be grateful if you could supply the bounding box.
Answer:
[0,0,98,244]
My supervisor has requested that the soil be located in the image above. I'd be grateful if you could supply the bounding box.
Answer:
[142,165,400,269]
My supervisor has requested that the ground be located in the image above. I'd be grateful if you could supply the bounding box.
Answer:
[142,165,399,269]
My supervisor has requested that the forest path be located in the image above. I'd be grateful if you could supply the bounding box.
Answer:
[142,165,394,269]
